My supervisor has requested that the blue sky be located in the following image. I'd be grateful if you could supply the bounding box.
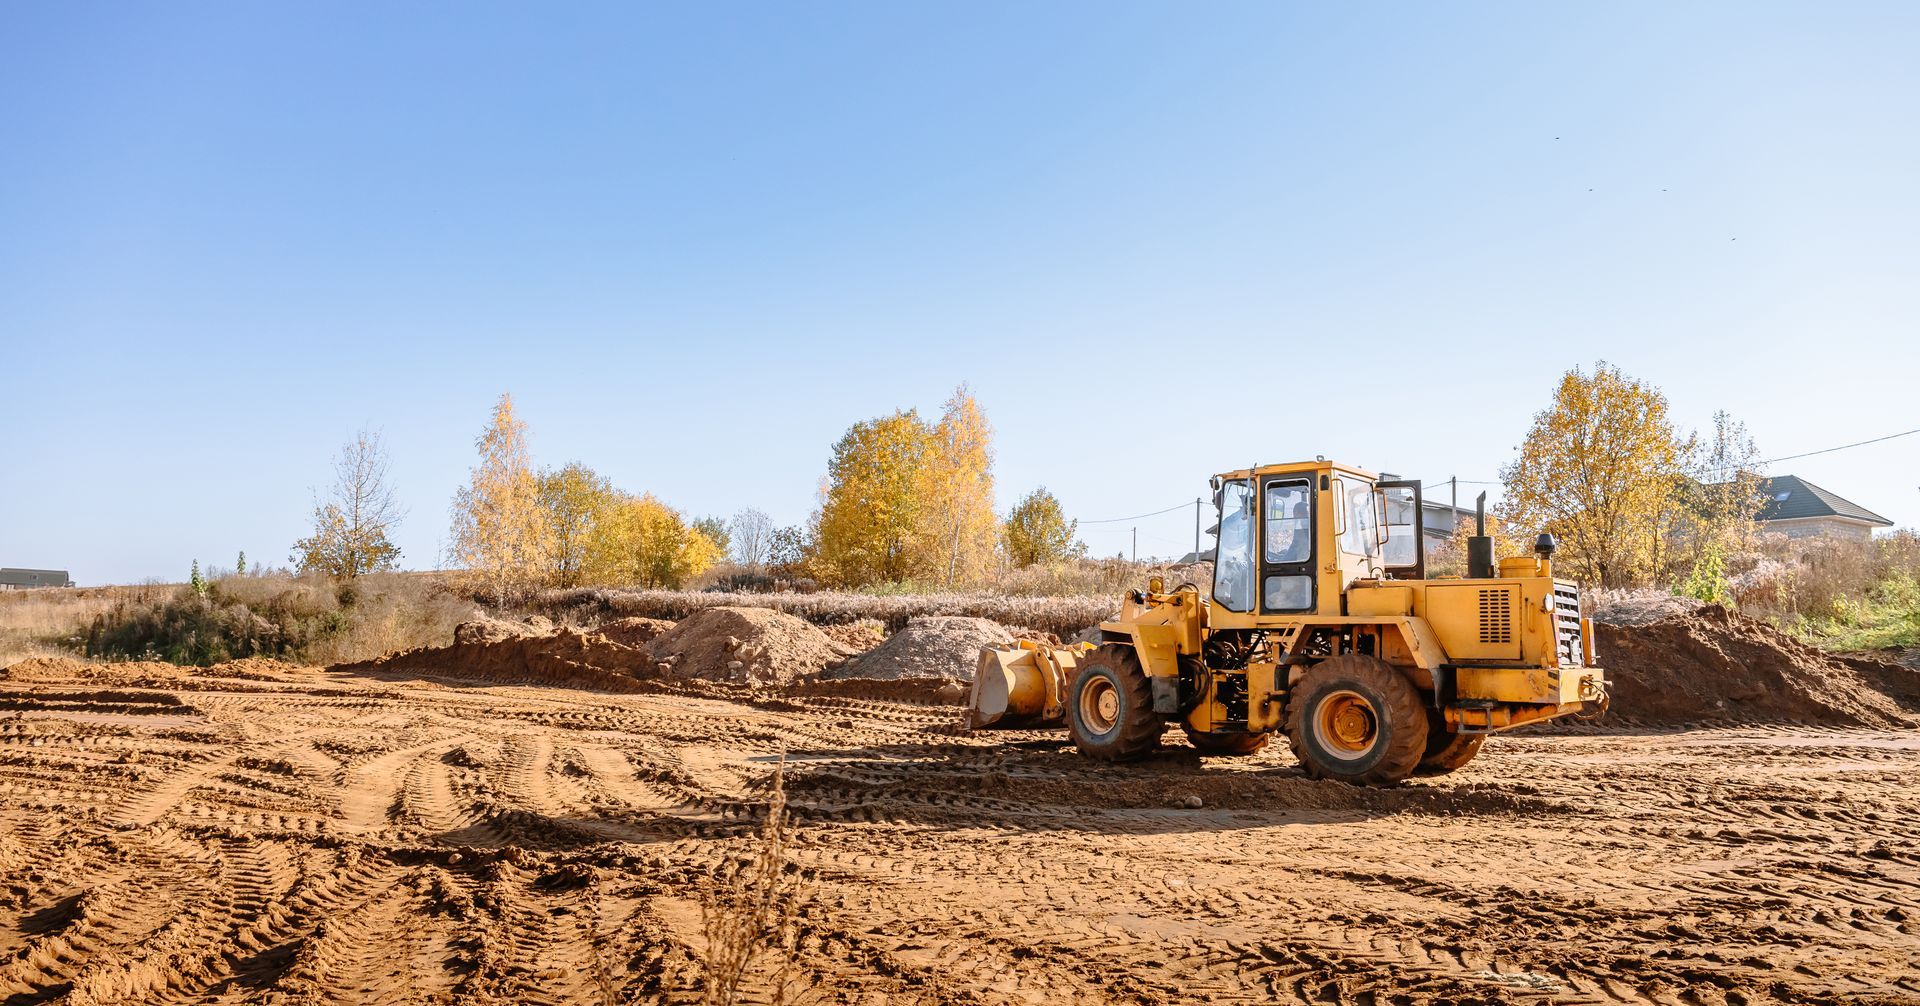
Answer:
[3,2,1917,584]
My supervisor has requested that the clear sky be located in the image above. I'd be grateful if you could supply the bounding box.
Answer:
[4,2,1917,585]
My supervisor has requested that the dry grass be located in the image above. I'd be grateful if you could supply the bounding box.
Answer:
[531,587,1121,639]
[700,755,808,1006]
[2,573,479,668]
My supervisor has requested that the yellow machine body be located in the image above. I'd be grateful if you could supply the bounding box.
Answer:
[1086,459,1606,743]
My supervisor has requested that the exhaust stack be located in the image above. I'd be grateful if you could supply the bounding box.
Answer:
[1467,491,1495,579]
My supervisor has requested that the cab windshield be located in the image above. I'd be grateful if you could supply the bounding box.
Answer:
[1212,479,1254,612]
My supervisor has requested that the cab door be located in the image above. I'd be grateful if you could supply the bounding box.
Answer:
[1259,477,1315,613]
[1378,480,1425,580]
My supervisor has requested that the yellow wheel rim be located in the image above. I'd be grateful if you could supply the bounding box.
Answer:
[1079,675,1120,734]
[1312,690,1379,760]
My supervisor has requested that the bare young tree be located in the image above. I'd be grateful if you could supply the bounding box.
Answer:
[729,507,774,573]
[292,428,406,578]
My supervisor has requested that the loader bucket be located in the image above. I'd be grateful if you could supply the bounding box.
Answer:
[967,642,1085,729]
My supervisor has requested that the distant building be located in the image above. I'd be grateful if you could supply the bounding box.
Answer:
[0,568,73,589]
[1754,475,1893,541]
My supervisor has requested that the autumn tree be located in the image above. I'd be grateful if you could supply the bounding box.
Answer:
[537,463,617,587]
[1003,487,1082,568]
[292,428,405,578]
[912,385,998,587]
[692,516,731,557]
[1498,363,1692,588]
[729,508,774,573]
[449,394,551,602]
[584,493,720,588]
[766,525,813,581]
[1675,411,1767,571]
[811,409,932,587]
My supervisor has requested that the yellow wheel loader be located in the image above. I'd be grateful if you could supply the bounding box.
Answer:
[969,460,1608,785]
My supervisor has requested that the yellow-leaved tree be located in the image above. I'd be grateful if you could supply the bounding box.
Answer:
[450,393,552,602]
[584,493,721,588]
[1002,486,1083,568]
[913,385,998,587]
[537,462,618,587]
[1498,363,1690,588]
[811,410,932,588]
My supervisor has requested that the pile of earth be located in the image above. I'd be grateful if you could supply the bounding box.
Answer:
[644,607,857,686]
[823,616,1012,681]
[593,616,676,648]
[334,623,656,693]
[453,614,556,645]
[1595,604,1920,727]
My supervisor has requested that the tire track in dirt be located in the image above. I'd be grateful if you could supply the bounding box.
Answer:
[3,660,1916,1004]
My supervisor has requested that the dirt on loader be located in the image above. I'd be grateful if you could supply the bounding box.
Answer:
[1596,603,1920,727]
[4,601,1920,1005]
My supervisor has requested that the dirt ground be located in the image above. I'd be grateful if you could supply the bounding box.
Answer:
[2,659,1917,1006]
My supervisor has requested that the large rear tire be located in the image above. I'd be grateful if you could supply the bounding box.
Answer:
[1414,711,1484,776]
[1285,654,1427,785]
[1066,645,1163,761]
[1182,726,1270,757]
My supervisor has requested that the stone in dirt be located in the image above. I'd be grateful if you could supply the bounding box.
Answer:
[1595,604,1920,728]
[823,616,1014,682]
[643,606,855,685]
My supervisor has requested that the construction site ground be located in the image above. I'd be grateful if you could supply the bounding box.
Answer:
[2,658,1916,1006]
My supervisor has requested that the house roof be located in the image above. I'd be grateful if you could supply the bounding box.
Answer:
[1755,475,1893,526]
[0,568,71,586]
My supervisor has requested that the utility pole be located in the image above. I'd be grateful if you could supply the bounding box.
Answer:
[1132,526,1137,563]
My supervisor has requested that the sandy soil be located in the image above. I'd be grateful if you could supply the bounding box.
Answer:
[1,660,1916,1005]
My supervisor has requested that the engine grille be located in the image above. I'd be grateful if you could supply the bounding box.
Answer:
[1553,583,1584,667]
[1477,589,1512,644]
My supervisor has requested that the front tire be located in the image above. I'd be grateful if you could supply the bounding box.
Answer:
[1067,645,1163,761]
[1182,726,1270,757]
[1285,654,1427,785]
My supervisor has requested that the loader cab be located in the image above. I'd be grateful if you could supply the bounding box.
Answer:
[1211,462,1424,618]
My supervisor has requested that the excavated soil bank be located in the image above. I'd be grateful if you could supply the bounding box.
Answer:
[825,615,1012,681]
[1596,604,1920,727]
[333,627,656,692]
[643,606,854,685]
[591,615,676,648]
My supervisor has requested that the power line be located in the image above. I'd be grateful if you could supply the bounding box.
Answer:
[1078,500,1195,525]
[1437,425,1920,483]
[1702,426,1920,474]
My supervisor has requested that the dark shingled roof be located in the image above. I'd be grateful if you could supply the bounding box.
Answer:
[1755,475,1892,527]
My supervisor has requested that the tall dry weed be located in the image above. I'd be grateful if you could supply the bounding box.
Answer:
[700,755,808,1006]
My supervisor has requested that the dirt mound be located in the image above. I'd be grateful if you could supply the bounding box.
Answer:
[1589,589,1704,627]
[593,616,675,648]
[824,616,1012,681]
[817,619,888,652]
[334,627,655,693]
[644,606,853,685]
[1596,604,1919,727]
[453,616,554,646]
